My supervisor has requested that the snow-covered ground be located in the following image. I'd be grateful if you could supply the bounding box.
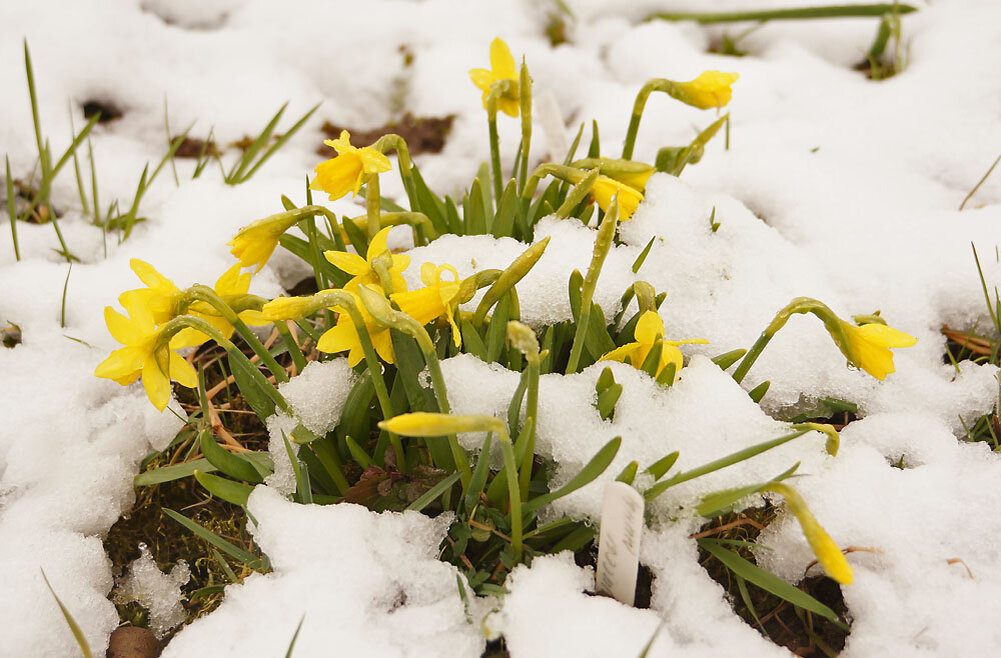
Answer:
[2,0,1001,655]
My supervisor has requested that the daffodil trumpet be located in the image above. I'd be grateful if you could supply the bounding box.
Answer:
[521,163,644,222]
[732,297,917,385]
[380,412,521,560]
[228,205,338,273]
[566,197,618,374]
[571,158,656,192]
[621,73,739,160]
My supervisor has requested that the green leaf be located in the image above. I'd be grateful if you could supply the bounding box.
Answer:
[228,352,275,420]
[135,453,273,487]
[524,436,621,513]
[644,452,678,480]
[283,616,306,658]
[632,236,656,274]
[492,178,520,239]
[695,463,799,517]
[40,570,92,658]
[200,428,265,484]
[408,470,463,512]
[712,348,747,371]
[698,539,839,622]
[460,318,488,361]
[163,508,261,566]
[748,380,770,403]
[194,469,254,506]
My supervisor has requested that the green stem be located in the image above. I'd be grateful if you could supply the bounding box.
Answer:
[365,174,381,240]
[518,61,533,195]
[487,103,504,204]
[732,297,845,384]
[518,359,539,501]
[372,134,418,212]
[163,316,290,414]
[313,290,403,472]
[566,199,618,373]
[499,431,523,562]
[275,321,307,373]
[622,80,669,160]
[188,286,288,383]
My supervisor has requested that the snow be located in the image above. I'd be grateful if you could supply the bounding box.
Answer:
[115,543,190,639]
[162,487,483,657]
[1,0,1001,655]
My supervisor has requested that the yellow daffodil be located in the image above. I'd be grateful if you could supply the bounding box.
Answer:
[469,37,520,118]
[837,320,917,380]
[766,483,853,585]
[186,264,271,337]
[600,311,707,382]
[94,299,198,411]
[228,213,302,273]
[310,130,392,202]
[260,294,323,321]
[324,225,410,294]
[119,259,182,324]
[379,412,504,437]
[391,262,463,347]
[590,176,645,222]
[671,71,739,110]
[316,287,395,366]
[119,259,206,349]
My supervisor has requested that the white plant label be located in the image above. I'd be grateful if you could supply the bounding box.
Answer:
[595,481,645,606]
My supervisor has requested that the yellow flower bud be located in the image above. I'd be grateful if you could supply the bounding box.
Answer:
[671,71,739,110]
[766,482,853,585]
[379,412,505,437]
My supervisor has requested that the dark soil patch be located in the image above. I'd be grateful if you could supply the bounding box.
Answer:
[319,113,455,156]
[82,99,123,123]
[171,136,219,159]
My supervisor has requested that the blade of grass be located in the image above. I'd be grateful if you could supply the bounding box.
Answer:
[40,570,92,658]
[163,508,260,565]
[5,157,19,261]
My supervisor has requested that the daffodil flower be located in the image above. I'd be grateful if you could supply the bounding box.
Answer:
[600,311,707,382]
[469,37,520,117]
[391,262,463,347]
[310,130,392,201]
[765,482,853,585]
[671,71,739,110]
[316,287,395,366]
[324,225,410,294]
[228,213,302,273]
[590,176,645,222]
[837,320,917,380]
[94,299,197,411]
[120,261,266,347]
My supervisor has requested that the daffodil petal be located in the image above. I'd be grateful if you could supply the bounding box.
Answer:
[855,323,917,348]
[168,351,199,389]
[95,346,144,382]
[600,343,642,365]
[215,263,251,296]
[489,37,516,79]
[104,306,142,346]
[371,328,395,365]
[634,311,665,344]
[142,358,171,411]
[358,147,392,175]
[130,259,177,295]
[324,250,369,276]
[469,68,493,90]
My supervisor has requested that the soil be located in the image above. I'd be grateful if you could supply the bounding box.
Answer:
[319,113,454,156]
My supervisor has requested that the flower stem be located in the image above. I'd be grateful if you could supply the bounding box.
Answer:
[732,297,845,384]
[164,315,290,414]
[566,198,618,373]
[487,104,504,204]
[188,286,288,383]
[365,174,381,240]
[622,79,675,160]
